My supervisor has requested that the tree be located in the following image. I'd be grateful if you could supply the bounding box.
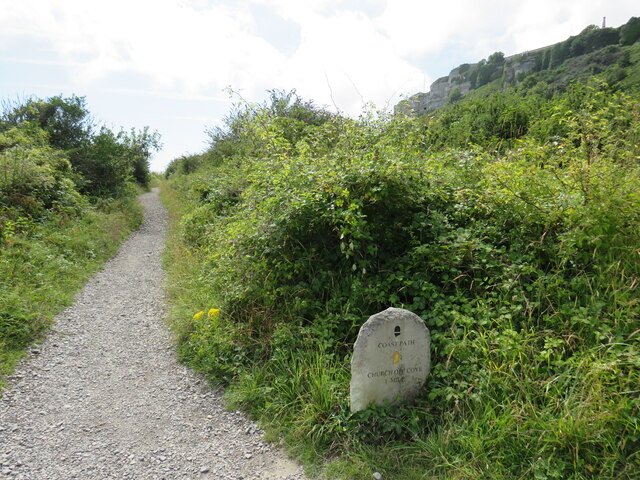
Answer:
[571,26,619,56]
[488,51,505,65]
[476,62,496,87]
[2,95,161,195]
[541,49,551,70]
[1,95,93,153]
[123,127,161,187]
[620,17,640,45]
[550,40,571,68]
[448,87,463,104]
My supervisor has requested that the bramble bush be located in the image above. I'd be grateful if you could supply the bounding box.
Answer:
[1,95,160,197]
[164,84,639,479]
[0,124,84,224]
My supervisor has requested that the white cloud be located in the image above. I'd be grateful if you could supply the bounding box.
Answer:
[2,0,638,101]
[0,0,427,114]
[280,8,425,113]
[1,0,288,93]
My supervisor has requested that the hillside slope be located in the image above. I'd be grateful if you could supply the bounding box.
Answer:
[396,16,640,114]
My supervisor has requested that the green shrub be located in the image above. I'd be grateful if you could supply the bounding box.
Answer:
[620,17,640,46]
[1,95,159,196]
[164,83,640,479]
[0,124,84,224]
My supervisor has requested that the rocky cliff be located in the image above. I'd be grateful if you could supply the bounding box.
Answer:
[395,50,543,115]
[395,19,639,116]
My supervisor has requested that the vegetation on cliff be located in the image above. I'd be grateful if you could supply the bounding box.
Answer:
[397,16,640,114]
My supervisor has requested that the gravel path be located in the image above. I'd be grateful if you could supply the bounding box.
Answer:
[0,188,307,480]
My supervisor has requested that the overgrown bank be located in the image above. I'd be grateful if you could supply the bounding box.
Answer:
[0,95,159,387]
[0,195,142,386]
[163,83,639,479]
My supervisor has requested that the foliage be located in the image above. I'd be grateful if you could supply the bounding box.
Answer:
[570,25,619,57]
[447,87,463,104]
[163,81,640,479]
[0,194,142,387]
[1,94,93,153]
[77,126,160,196]
[196,89,335,169]
[0,124,83,223]
[1,95,160,196]
[0,92,155,388]
[123,127,161,188]
[410,18,640,109]
[423,90,536,150]
[165,154,204,178]
[620,17,640,46]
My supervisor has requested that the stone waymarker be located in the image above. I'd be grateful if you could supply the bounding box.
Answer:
[350,307,430,412]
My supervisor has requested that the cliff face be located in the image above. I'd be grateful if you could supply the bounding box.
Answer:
[394,51,542,115]
[395,20,638,116]
[395,64,474,115]
[503,49,545,84]
[428,65,476,110]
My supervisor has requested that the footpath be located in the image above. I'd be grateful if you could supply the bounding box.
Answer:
[0,188,306,480]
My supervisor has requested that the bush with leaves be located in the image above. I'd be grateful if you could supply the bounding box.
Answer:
[203,89,335,167]
[2,95,160,197]
[0,124,83,225]
[1,95,92,153]
[165,84,640,480]
[620,16,640,46]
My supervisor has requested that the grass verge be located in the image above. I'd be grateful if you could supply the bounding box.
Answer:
[0,195,143,389]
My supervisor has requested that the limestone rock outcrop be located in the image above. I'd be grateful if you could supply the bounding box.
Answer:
[395,50,544,116]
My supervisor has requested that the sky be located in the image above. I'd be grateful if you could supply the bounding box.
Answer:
[1,1,638,172]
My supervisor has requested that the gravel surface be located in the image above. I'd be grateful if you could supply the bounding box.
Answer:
[0,188,307,480]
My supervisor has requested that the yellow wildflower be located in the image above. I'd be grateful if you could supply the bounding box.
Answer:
[208,308,220,319]
[193,310,205,320]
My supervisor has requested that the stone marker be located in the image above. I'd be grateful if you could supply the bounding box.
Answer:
[350,307,430,412]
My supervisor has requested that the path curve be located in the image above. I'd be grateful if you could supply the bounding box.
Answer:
[0,188,306,480]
